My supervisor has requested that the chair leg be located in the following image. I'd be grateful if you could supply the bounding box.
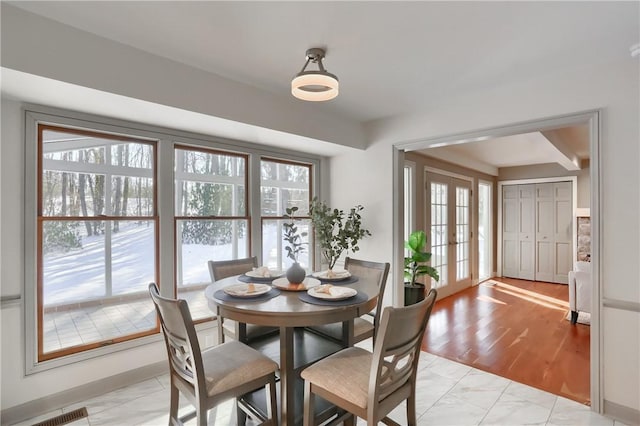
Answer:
[236,398,247,426]
[267,376,278,425]
[303,380,315,426]
[217,310,226,343]
[196,400,207,426]
[169,383,179,425]
[571,310,579,324]
[406,393,417,426]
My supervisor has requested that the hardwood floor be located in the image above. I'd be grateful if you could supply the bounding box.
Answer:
[422,277,591,405]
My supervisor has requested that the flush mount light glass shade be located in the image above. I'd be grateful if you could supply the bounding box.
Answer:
[291,47,339,101]
[291,72,339,101]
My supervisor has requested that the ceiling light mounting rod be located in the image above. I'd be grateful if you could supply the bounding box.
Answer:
[291,47,339,102]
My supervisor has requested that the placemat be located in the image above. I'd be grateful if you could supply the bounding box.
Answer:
[315,275,359,285]
[298,290,368,306]
[214,288,281,302]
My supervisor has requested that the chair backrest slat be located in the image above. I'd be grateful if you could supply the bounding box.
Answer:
[208,257,258,282]
[345,257,390,336]
[369,289,437,407]
[149,283,206,393]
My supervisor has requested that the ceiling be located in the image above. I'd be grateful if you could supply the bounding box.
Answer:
[419,126,590,176]
[3,2,636,164]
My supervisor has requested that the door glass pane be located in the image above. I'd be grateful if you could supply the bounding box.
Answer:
[431,182,448,288]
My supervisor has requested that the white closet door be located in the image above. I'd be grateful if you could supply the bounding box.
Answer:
[535,183,555,282]
[501,180,573,284]
[518,185,535,280]
[554,182,573,283]
[502,185,519,278]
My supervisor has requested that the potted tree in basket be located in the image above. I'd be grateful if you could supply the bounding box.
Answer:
[283,206,307,284]
[404,230,439,305]
[309,197,371,276]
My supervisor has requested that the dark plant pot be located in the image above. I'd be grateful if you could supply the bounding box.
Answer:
[286,262,306,284]
[404,282,425,306]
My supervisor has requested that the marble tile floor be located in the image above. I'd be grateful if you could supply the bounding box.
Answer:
[13,340,625,426]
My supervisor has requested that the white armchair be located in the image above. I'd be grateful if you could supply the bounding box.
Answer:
[568,261,591,324]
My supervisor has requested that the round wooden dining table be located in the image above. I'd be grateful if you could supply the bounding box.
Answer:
[205,275,379,426]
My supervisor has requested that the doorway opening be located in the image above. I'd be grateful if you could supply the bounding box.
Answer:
[393,110,600,411]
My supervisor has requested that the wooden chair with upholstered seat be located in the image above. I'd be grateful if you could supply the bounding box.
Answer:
[301,289,437,426]
[208,257,279,343]
[148,283,278,426]
[307,257,390,346]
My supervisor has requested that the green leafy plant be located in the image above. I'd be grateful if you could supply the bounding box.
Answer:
[283,206,307,262]
[309,197,371,270]
[404,230,439,286]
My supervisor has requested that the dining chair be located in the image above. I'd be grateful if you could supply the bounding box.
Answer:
[208,257,279,343]
[148,283,278,426]
[301,289,437,426]
[307,257,390,346]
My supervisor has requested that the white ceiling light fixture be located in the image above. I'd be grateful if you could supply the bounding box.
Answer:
[291,48,339,101]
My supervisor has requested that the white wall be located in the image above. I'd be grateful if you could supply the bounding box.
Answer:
[499,162,590,208]
[332,59,640,414]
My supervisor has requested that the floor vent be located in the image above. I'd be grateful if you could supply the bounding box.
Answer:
[32,407,88,426]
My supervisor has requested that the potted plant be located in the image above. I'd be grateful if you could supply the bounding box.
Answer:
[283,206,307,283]
[309,197,371,276]
[404,230,439,305]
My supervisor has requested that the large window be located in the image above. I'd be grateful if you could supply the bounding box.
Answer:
[175,146,249,320]
[38,125,157,361]
[28,111,320,366]
[260,159,312,271]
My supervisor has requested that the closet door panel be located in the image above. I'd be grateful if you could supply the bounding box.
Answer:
[555,241,572,282]
[518,185,535,280]
[535,183,554,282]
[502,185,520,278]
[554,182,573,283]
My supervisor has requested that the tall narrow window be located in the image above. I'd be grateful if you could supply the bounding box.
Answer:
[175,146,248,320]
[478,181,493,282]
[260,159,312,271]
[38,125,157,361]
[403,162,415,247]
[456,186,470,280]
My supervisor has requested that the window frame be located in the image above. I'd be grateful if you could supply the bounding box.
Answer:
[259,157,315,271]
[24,105,323,373]
[36,124,160,362]
[173,144,251,322]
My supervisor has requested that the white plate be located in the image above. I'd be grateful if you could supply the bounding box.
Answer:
[245,269,283,279]
[308,285,357,301]
[311,270,351,281]
[272,277,321,291]
[223,283,271,298]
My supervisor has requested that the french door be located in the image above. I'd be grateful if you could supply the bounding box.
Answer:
[427,172,473,299]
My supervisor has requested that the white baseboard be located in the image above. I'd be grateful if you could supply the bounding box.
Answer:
[603,399,640,425]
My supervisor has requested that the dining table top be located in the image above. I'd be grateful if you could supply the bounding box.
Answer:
[204,274,380,328]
